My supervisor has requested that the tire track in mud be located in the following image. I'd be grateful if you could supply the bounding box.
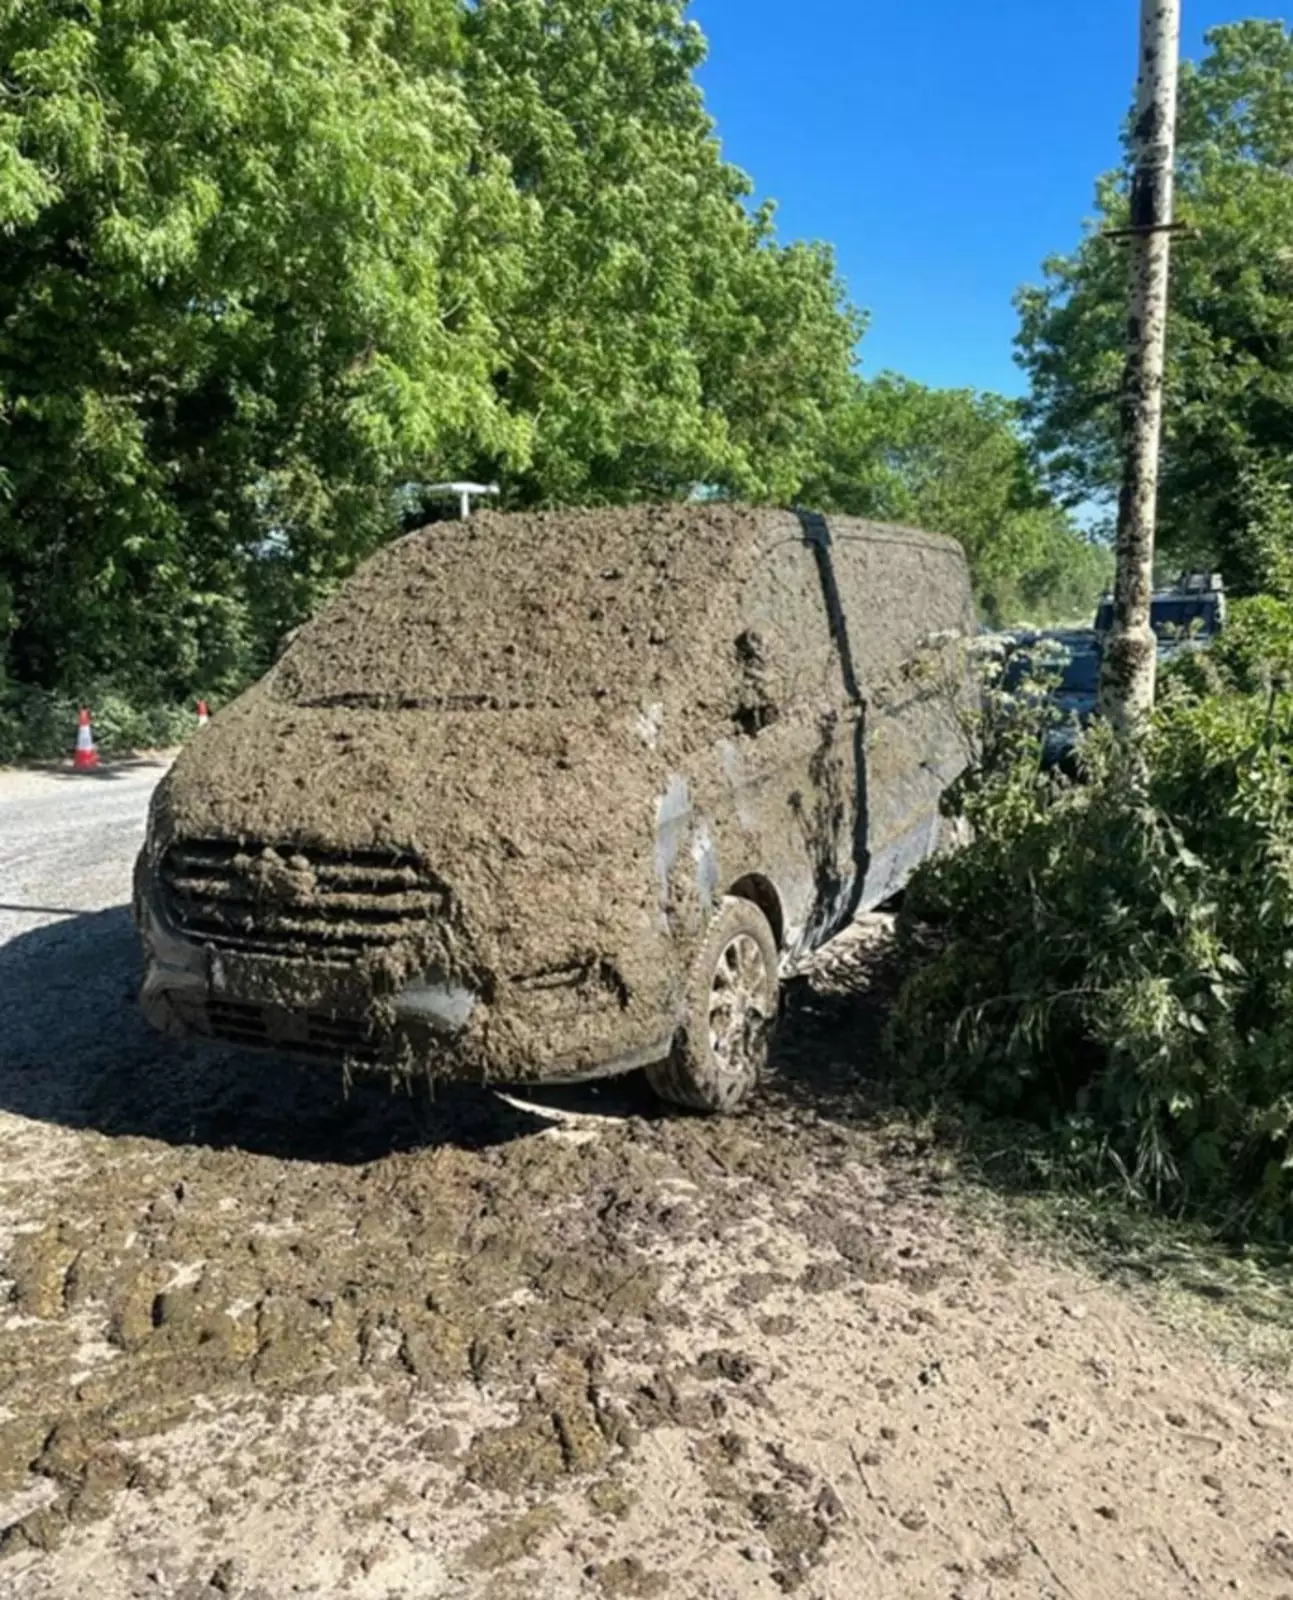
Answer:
[0,919,909,1574]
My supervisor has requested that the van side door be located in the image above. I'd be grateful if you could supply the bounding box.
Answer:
[713,524,866,955]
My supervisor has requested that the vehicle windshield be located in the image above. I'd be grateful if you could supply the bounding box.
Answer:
[271,511,741,712]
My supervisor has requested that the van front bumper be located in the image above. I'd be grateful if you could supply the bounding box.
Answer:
[133,863,673,1082]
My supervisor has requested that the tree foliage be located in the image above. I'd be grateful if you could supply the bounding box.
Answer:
[1,0,869,697]
[1016,20,1293,595]
[808,375,1109,624]
[0,0,1081,709]
[455,0,862,508]
[0,0,533,698]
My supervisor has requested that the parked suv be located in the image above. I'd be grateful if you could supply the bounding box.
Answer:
[1095,572,1227,658]
[135,505,977,1112]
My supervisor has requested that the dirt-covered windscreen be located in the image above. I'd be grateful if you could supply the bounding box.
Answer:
[271,505,754,713]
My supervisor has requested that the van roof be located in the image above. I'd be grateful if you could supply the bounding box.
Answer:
[272,504,968,713]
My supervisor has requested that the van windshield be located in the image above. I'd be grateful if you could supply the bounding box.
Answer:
[271,510,742,711]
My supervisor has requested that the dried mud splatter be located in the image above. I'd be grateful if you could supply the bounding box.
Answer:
[0,926,905,1566]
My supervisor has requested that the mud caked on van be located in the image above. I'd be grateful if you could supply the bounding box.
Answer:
[134,505,978,1111]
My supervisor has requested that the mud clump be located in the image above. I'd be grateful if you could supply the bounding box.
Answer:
[587,1478,638,1520]
[464,1399,609,1495]
[589,1555,670,1597]
[798,1261,849,1295]
[462,1505,559,1572]
[413,1423,461,1462]
[1,1421,150,1557]
[7,1222,79,1319]
[629,1368,716,1434]
[464,1348,615,1493]
[695,1348,756,1384]
[749,1489,832,1593]
[727,1271,784,1307]
[33,1420,144,1522]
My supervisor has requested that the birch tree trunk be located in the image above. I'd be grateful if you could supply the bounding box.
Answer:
[1100,0,1182,733]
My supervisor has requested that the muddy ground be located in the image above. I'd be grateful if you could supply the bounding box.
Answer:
[3,765,1293,1599]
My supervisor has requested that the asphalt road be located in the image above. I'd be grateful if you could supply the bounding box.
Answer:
[0,760,176,1135]
[0,758,169,940]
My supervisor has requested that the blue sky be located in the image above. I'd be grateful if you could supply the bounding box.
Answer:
[692,1,1288,398]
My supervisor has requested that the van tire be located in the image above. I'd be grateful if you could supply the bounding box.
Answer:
[648,897,780,1113]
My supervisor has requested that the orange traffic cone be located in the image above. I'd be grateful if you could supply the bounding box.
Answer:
[73,707,99,770]
[196,699,210,729]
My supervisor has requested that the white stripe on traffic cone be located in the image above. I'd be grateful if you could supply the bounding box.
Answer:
[73,707,99,770]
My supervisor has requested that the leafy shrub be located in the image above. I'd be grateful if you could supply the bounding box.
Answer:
[0,684,198,765]
[888,677,1293,1240]
[1163,594,1293,698]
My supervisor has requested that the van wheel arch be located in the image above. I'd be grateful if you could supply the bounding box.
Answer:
[725,874,784,951]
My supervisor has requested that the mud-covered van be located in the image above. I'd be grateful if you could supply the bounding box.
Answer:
[135,505,977,1111]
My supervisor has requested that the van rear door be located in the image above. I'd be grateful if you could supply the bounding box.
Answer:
[825,520,977,909]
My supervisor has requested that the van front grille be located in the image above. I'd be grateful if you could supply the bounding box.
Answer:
[206,999,384,1063]
[160,839,446,962]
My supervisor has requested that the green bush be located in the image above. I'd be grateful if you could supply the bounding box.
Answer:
[888,674,1293,1240]
[1163,594,1293,698]
[0,684,199,765]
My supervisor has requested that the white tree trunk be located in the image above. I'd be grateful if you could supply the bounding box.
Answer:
[1100,0,1181,733]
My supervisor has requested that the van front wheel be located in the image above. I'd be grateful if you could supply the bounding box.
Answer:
[648,897,780,1113]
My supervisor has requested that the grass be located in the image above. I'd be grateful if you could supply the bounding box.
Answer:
[928,1105,1293,1377]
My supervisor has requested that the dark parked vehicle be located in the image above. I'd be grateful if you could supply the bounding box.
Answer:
[1001,629,1102,770]
[1094,572,1226,659]
[135,505,978,1112]
[1040,633,1102,768]
[998,576,1230,776]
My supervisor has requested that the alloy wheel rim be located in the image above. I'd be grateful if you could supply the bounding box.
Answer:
[707,932,773,1074]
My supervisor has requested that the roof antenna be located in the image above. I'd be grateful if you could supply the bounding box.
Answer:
[424,481,501,521]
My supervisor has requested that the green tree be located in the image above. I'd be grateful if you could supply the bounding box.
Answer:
[805,374,1109,624]
[4,0,1086,716]
[0,0,524,698]
[1016,20,1293,596]
[453,0,861,508]
[1,0,865,702]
